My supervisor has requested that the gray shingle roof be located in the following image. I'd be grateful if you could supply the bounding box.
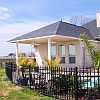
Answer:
[9,21,93,42]
[83,19,100,38]
[56,21,93,39]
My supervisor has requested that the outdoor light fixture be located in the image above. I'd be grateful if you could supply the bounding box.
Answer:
[51,41,56,44]
[31,43,41,48]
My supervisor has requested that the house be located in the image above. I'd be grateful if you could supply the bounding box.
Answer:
[8,13,100,68]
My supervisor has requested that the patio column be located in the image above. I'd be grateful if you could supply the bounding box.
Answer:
[48,38,51,60]
[32,42,35,48]
[16,42,19,64]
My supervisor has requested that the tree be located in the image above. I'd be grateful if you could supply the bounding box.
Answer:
[80,33,100,69]
[8,53,15,57]
[69,16,92,26]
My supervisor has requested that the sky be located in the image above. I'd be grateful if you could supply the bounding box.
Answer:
[0,0,100,56]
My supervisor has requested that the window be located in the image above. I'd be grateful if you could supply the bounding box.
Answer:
[69,44,76,64]
[51,46,56,58]
[59,45,65,63]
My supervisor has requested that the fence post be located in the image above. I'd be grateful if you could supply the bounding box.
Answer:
[98,68,100,95]
[29,65,31,89]
[74,67,78,100]
[0,61,2,67]
[10,62,13,82]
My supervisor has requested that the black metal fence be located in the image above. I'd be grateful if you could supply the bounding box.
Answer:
[5,62,100,100]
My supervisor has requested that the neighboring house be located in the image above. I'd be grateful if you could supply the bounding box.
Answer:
[8,13,100,68]
[0,57,15,66]
[82,19,100,50]
[83,19,100,41]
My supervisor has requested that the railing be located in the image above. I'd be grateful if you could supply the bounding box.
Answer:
[5,62,100,100]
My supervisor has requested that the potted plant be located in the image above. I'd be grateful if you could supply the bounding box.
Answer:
[17,52,36,86]
[44,56,61,75]
[44,57,62,94]
[44,57,61,68]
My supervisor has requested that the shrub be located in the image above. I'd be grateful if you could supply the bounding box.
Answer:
[49,74,74,95]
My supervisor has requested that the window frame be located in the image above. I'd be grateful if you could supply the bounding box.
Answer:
[51,45,56,59]
[68,44,76,64]
[59,45,65,64]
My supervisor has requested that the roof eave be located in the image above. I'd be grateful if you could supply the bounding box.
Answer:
[8,34,83,44]
[8,35,57,43]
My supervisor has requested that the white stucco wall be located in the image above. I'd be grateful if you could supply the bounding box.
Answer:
[81,41,100,68]
[35,40,99,68]
[36,44,48,66]
[36,40,83,68]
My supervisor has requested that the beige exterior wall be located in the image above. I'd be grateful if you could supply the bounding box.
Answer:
[35,40,99,68]
[92,41,100,50]
[36,44,48,65]
[36,40,83,67]
[81,41,100,68]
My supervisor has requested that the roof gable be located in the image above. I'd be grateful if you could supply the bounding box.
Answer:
[56,21,93,39]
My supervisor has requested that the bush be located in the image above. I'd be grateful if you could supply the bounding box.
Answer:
[49,74,74,95]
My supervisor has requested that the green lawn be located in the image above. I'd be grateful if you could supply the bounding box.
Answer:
[0,66,55,100]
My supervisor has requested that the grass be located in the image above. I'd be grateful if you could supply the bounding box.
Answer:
[0,66,55,100]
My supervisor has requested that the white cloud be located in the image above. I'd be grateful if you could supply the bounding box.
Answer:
[0,7,12,19]
[0,20,52,36]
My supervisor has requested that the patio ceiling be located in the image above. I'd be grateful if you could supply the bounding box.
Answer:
[9,35,80,44]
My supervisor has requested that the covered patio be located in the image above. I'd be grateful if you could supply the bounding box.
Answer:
[9,35,81,67]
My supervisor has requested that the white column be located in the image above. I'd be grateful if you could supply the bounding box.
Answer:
[16,42,19,64]
[32,42,35,48]
[32,42,37,53]
[48,38,51,60]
